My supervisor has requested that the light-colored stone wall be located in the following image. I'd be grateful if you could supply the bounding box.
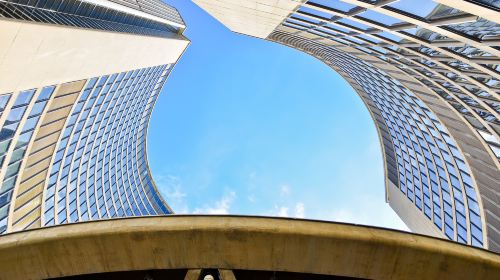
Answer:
[192,0,303,38]
[0,18,189,94]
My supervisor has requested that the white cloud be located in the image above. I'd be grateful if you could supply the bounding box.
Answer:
[280,184,290,196]
[277,206,289,217]
[155,174,189,214]
[328,204,408,231]
[269,202,305,218]
[193,191,236,214]
[295,202,305,218]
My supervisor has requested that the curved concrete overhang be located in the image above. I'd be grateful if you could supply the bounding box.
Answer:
[0,215,498,280]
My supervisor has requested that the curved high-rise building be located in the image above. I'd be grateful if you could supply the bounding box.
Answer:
[0,0,189,233]
[192,0,500,252]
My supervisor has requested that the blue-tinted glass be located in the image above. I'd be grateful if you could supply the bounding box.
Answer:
[0,126,16,142]
[0,140,10,154]
[37,86,55,101]
[0,94,11,111]
[14,131,31,152]
[338,17,371,30]
[361,10,401,25]
[13,90,35,107]
[471,224,483,243]
[29,102,46,116]
[9,147,25,163]
[376,31,402,42]
[4,161,21,179]
[5,107,27,124]
[22,116,40,132]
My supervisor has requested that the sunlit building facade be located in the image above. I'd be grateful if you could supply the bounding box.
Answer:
[193,0,500,252]
[0,0,498,257]
[0,1,498,279]
[0,0,189,233]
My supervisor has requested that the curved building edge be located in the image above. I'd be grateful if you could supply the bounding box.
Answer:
[267,29,484,243]
[141,40,193,215]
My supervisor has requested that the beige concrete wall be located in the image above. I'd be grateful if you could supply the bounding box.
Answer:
[0,216,498,280]
[0,18,189,94]
[192,0,302,38]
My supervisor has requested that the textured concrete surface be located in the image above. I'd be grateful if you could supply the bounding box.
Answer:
[0,18,189,93]
[0,215,498,279]
[192,0,302,38]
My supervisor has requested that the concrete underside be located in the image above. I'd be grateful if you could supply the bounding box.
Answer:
[0,216,498,280]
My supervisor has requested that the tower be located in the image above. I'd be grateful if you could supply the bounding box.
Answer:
[0,0,189,233]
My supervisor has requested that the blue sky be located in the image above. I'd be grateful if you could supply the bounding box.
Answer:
[147,0,407,231]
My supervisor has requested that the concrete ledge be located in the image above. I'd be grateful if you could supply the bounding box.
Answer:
[0,215,498,279]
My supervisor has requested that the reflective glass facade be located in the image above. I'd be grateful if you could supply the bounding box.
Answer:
[1,0,498,259]
[0,65,172,233]
[0,0,184,37]
[42,65,172,226]
[268,1,499,248]
[0,87,54,232]
[335,47,482,245]
[271,0,500,250]
[107,0,185,25]
[274,31,483,246]
[283,0,499,160]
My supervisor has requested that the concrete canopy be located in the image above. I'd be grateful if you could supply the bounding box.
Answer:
[0,215,498,279]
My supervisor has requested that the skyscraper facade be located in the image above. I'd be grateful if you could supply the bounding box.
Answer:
[193,0,500,252]
[0,0,189,233]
